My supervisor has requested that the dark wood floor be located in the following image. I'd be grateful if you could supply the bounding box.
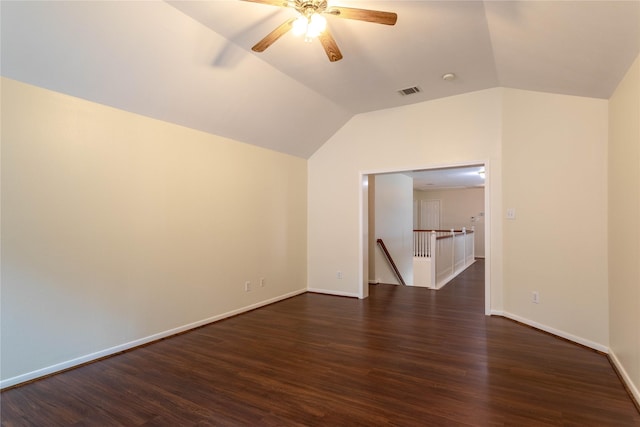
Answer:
[2,260,639,426]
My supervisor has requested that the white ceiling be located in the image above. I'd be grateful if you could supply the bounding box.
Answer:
[407,166,485,191]
[2,1,638,159]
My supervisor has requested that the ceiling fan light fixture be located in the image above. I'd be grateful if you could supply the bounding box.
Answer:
[292,13,326,40]
[307,13,327,37]
[292,15,308,36]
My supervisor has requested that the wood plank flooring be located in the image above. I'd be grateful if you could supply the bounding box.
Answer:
[2,260,639,426]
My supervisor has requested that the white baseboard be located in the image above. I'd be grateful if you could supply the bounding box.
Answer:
[609,349,640,406]
[435,275,455,290]
[306,287,360,298]
[0,288,307,390]
[435,259,476,290]
[494,311,609,353]
[489,310,640,408]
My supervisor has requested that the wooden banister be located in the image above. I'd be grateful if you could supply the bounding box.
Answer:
[414,229,473,241]
[413,229,474,233]
[376,239,406,286]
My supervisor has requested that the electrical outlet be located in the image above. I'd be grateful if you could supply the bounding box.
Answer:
[506,208,516,220]
[337,271,343,279]
[260,277,265,287]
[245,281,251,292]
[532,291,539,304]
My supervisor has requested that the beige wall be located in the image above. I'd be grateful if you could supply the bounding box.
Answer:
[1,78,308,386]
[608,54,640,402]
[308,88,503,305]
[502,89,609,349]
[414,188,485,257]
[374,174,413,285]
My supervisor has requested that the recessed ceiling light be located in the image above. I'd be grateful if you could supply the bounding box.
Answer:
[442,73,456,81]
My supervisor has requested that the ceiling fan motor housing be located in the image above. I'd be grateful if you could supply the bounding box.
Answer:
[294,0,328,16]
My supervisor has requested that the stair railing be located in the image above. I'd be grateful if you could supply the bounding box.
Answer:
[376,238,407,286]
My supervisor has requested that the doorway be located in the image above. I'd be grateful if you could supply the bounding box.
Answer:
[361,163,491,315]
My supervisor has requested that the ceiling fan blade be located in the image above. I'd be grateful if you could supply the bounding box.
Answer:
[242,0,289,7]
[252,18,296,52]
[326,7,397,26]
[318,29,343,62]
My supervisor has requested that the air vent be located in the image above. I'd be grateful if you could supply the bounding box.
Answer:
[398,86,422,96]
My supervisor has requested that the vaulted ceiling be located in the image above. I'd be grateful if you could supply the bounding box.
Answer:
[2,1,638,158]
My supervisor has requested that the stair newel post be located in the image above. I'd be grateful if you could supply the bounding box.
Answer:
[462,227,466,266]
[451,229,455,276]
[430,231,437,288]
[471,226,475,261]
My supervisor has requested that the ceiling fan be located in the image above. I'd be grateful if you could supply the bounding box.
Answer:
[242,0,397,62]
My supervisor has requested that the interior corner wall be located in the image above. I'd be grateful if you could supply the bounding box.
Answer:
[608,53,640,401]
[374,174,413,285]
[502,88,609,349]
[367,175,376,281]
[308,88,503,304]
[414,188,485,257]
[0,78,308,386]
[308,86,613,350]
